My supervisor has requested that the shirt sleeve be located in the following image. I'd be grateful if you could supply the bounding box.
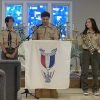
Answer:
[53,27,59,40]
[32,29,38,40]
[16,32,21,45]
[71,35,83,46]
[0,31,3,44]
[77,34,83,46]
[98,34,100,48]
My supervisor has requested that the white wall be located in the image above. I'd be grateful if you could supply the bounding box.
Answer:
[0,0,100,32]
[73,0,100,32]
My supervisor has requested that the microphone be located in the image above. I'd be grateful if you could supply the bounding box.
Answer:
[36,24,43,28]
[26,35,30,40]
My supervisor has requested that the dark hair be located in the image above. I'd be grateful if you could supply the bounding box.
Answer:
[83,18,100,34]
[41,11,50,18]
[5,16,14,23]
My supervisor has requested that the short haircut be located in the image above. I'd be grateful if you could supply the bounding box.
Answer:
[41,11,50,18]
[5,16,14,23]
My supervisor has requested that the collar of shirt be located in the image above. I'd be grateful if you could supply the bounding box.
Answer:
[87,30,95,34]
[6,27,15,32]
[41,23,53,28]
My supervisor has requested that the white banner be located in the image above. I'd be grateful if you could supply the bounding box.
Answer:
[24,40,72,89]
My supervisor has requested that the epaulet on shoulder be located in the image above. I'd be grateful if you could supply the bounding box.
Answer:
[50,24,57,29]
[13,29,18,33]
[13,30,17,32]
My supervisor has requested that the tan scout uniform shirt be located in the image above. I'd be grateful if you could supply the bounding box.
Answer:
[32,24,59,40]
[78,30,100,50]
[0,29,21,48]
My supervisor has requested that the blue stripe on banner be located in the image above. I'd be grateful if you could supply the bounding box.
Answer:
[49,55,55,68]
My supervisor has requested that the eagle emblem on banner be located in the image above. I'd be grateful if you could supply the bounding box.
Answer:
[39,48,57,83]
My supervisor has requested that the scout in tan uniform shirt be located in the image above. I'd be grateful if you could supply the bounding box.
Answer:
[32,24,59,40]
[32,12,59,40]
[32,11,59,98]
[78,18,100,96]
[78,30,100,52]
[0,16,21,60]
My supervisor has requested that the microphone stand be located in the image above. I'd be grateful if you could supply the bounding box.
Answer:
[21,89,39,99]
[17,26,41,99]
[15,24,42,49]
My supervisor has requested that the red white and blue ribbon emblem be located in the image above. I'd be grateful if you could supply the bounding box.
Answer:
[39,48,57,83]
